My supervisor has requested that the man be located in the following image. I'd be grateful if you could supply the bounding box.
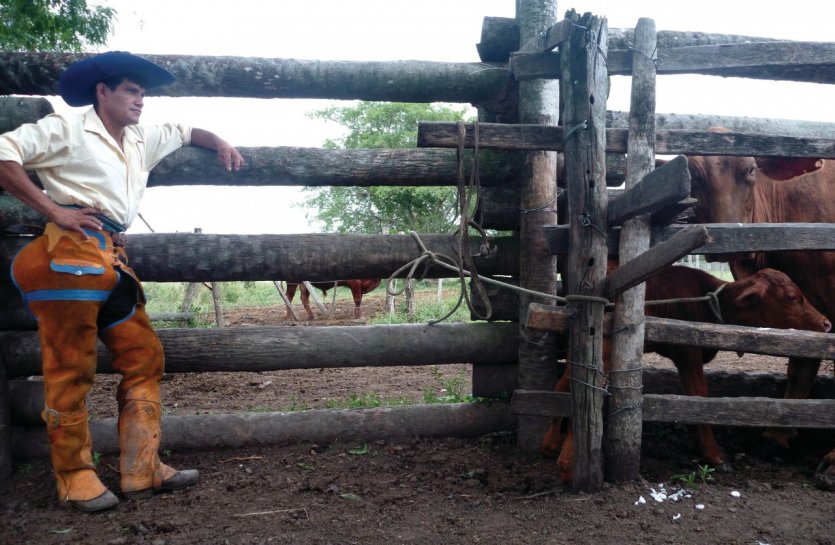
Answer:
[0,51,244,512]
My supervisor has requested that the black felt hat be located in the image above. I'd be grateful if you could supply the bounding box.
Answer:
[59,51,175,107]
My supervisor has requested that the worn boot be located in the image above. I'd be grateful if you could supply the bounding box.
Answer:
[101,308,198,499]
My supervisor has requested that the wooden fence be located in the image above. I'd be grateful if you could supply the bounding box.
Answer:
[1,2,834,490]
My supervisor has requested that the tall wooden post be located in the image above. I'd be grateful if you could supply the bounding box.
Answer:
[515,0,561,451]
[606,17,657,482]
[561,10,609,492]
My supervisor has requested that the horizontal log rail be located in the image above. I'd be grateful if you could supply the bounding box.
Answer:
[511,390,835,429]
[11,402,517,460]
[0,53,512,104]
[0,233,519,283]
[418,123,835,159]
[0,322,519,378]
[526,304,835,361]
[544,223,835,256]
[13,368,832,428]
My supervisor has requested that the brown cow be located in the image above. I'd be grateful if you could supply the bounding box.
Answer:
[285,279,381,320]
[541,266,831,485]
[686,151,835,482]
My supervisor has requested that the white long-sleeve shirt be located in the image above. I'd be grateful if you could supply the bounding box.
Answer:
[0,107,191,229]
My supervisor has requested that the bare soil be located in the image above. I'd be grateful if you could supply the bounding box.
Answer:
[2,294,833,545]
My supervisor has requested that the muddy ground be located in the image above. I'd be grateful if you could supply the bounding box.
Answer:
[1,294,833,545]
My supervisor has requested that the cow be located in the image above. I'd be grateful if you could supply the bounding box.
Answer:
[540,265,832,485]
[284,279,381,320]
[685,149,834,482]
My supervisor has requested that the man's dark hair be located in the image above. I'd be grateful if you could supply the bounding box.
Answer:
[93,74,147,106]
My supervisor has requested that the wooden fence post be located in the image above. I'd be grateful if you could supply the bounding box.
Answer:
[562,10,609,492]
[274,281,300,322]
[606,17,657,483]
[515,0,561,451]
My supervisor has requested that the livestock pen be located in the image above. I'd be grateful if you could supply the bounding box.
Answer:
[1,1,834,497]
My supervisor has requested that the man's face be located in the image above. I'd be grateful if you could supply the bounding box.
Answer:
[97,78,145,128]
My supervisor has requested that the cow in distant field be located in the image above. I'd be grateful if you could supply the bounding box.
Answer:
[541,265,831,485]
[284,279,381,320]
[684,147,834,484]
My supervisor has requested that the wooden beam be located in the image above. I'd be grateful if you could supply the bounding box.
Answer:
[603,225,709,299]
[543,223,835,256]
[517,19,573,53]
[525,305,835,361]
[607,155,690,227]
[511,390,835,429]
[511,41,835,84]
[561,10,608,493]
[0,322,519,378]
[641,395,835,428]
[418,123,835,159]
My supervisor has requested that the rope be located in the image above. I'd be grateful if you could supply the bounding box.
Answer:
[644,283,727,324]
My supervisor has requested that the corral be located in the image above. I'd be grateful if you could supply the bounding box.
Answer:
[1,1,834,543]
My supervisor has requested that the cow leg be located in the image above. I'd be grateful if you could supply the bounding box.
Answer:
[300,287,316,320]
[814,448,835,491]
[540,365,571,458]
[762,357,821,449]
[557,426,575,485]
[284,283,297,319]
[674,350,731,472]
[350,284,363,318]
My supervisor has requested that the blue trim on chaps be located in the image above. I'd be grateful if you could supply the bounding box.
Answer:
[25,289,111,302]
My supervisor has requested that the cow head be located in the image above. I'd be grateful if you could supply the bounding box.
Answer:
[720,268,831,333]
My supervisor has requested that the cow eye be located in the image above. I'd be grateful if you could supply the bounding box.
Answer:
[786,294,798,302]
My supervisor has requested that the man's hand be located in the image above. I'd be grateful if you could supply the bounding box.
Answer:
[50,207,104,238]
[190,129,245,172]
[216,140,244,172]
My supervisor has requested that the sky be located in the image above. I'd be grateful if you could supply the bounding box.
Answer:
[49,0,835,234]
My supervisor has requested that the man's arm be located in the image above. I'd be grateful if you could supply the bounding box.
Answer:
[189,128,244,172]
[0,160,103,236]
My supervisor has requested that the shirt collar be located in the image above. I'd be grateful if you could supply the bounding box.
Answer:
[82,107,143,146]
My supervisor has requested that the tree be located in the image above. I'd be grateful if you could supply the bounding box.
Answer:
[303,101,473,234]
[0,0,115,52]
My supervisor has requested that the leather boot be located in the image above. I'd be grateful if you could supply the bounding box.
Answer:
[101,309,198,498]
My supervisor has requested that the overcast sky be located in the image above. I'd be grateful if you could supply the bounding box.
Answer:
[65,0,834,234]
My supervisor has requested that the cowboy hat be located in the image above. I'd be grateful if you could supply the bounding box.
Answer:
[59,51,175,107]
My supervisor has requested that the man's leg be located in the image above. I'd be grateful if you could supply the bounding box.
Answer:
[99,292,198,499]
[12,231,120,511]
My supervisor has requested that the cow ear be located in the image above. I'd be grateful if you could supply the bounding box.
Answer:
[755,157,823,180]
[728,279,767,309]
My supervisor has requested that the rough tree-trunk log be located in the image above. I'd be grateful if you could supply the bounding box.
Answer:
[0,233,519,283]
[514,0,561,452]
[0,96,53,133]
[0,53,512,104]
[0,322,519,378]
[11,402,517,460]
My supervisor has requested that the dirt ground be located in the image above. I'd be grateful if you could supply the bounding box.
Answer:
[1,295,833,545]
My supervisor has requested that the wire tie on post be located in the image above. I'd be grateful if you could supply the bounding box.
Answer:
[563,120,588,141]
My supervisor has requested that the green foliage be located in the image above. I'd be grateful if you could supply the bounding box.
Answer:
[303,101,474,234]
[0,0,115,52]
[422,367,473,404]
[91,450,101,467]
[671,464,716,490]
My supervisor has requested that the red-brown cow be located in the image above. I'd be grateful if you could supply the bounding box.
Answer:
[541,266,831,485]
[285,279,381,320]
[686,150,835,484]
